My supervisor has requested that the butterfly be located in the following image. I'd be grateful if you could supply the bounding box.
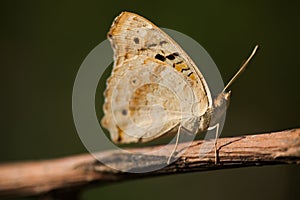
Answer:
[101,11,258,164]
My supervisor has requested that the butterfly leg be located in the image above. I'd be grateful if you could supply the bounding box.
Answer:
[208,123,220,164]
[167,124,181,165]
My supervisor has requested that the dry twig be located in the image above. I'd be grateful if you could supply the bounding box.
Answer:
[0,128,299,199]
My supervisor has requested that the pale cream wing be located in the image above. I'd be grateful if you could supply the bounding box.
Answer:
[102,12,212,143]
[102,55,199,143]
[107,11,212,109]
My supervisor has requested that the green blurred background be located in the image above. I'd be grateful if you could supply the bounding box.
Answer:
[1,1,299,200]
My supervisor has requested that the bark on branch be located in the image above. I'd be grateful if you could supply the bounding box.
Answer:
[0,128,299,199]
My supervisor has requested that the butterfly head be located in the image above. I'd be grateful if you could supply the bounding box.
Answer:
[209,91,231,126]
[214,91,231,109]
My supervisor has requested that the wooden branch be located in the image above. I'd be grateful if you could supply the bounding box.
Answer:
[0,128,299,199]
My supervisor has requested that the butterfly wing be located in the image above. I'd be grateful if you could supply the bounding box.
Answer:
[102,12,212,143]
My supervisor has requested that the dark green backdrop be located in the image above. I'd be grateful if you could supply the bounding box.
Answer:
[1,1,299,200]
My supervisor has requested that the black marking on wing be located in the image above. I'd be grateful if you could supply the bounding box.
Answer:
[155,54,166,62]
[134,37,139,44]
[166,54,175,60]
[148,43,157,47]
[122,109,127,115]
[159,41,167,45]
[138,47,147,51]
[181,67,190,72]
[187,72,193,77]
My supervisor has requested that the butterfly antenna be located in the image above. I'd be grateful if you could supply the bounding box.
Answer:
[223,45,259,92]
